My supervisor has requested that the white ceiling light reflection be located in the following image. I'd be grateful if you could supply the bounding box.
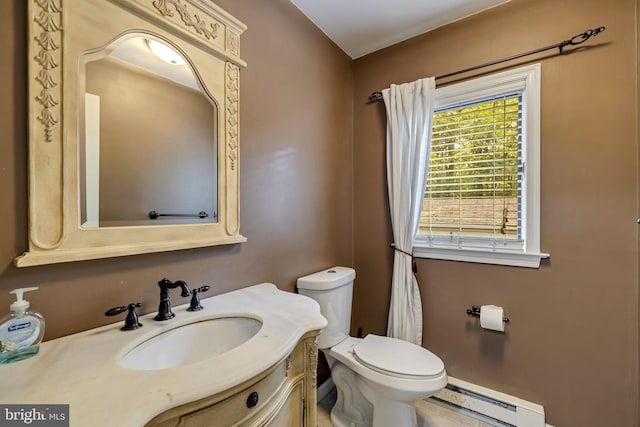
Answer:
[146,39,187,65]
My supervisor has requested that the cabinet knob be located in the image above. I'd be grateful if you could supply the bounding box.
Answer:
[246,391,259,408]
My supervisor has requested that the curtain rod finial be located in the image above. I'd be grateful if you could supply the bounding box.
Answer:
[560,26,606,53]
[368,91,383,102]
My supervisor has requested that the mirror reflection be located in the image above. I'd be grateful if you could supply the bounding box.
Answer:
[80,35,218,228]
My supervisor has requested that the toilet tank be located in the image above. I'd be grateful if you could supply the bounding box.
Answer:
[297,266,355,349]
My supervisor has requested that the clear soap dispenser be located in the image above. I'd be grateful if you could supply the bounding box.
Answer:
[0,287,45,364]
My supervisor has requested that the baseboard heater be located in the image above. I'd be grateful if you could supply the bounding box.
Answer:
[430,377,548,427]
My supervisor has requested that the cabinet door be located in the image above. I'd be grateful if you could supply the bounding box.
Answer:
[146,331,321,427]
[264,382,304,427]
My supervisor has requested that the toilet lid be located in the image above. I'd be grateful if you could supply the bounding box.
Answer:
[352,334,444,379]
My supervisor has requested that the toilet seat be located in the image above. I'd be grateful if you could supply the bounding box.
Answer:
[352,334,444,379]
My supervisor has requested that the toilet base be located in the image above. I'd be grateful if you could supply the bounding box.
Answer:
[330,408,370,427]
[329,361,373,427]
[330,396,418,427]
[327,359,423,427]
[371,400,416,427]
[357,375,418,427]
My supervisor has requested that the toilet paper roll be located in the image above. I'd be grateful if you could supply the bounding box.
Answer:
[480,305,505,332]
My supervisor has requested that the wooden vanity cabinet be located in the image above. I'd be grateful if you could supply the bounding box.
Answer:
[146,331,320,427]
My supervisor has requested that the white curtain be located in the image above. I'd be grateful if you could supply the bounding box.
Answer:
[382,77,436,345]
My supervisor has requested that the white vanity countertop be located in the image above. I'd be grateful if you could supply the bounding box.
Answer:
[0,283,327,426]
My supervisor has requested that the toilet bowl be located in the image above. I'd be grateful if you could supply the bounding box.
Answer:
[297,267,447,427]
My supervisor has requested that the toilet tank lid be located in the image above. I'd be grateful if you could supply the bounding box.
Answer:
[297,266,355,290]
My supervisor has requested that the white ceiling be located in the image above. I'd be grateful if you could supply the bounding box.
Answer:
[290,0,511,59]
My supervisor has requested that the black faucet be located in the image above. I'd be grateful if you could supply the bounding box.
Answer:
[154,278,190,321]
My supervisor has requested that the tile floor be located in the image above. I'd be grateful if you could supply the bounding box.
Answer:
[317,388,496,427]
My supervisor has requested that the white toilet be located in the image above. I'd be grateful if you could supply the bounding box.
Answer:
[297,266,447,427]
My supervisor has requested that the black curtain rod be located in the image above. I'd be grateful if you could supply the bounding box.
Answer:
[367,26,605,102]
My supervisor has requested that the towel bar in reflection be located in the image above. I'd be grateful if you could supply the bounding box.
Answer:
[148,210,209,220]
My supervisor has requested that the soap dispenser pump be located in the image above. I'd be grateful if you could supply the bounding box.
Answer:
[0,287,46,364]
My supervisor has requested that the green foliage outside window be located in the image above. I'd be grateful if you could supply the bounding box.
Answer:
[422,94,522,238]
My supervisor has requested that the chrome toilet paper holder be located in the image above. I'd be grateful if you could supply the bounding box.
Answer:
[466,305,510,324]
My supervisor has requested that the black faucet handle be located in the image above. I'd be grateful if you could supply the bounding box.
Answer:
[195,285,211,293]
[105,303,143,331]
[187,285,212,312]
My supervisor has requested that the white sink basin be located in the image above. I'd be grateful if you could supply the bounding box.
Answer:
[120,317,262,371]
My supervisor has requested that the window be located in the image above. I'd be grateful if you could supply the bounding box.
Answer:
[413,64,548,268]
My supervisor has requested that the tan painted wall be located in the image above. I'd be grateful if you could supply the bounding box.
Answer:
[0,0,353,339]
[1,0,638,425]
[352,0,638,426]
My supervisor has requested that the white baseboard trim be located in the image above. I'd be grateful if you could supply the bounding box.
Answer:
[317,378,335,403]
[431,376,545,427]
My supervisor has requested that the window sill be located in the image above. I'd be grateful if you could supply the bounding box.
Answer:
[412,246,549,268]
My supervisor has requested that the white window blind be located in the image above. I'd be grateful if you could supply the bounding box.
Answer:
[413,64,548,267]
[420,92,523,250]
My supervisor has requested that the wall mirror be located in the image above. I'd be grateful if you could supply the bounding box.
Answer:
[18,0,246,267]
[80,34,218,228]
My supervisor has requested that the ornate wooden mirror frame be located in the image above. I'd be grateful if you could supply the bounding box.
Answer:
[17,0,246,267]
